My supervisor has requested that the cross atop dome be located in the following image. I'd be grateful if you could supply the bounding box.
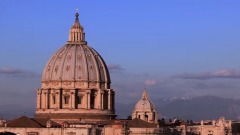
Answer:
[75,11,80,24]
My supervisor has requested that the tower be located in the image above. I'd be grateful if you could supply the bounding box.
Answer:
[35,12,116,122]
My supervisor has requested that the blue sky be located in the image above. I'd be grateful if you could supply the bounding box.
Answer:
[0,0,240,109]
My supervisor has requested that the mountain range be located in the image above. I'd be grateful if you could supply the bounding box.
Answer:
[1,95,240,121]
[116,95,240,121]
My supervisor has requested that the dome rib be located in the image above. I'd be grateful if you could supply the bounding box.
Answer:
[91,47,111,84]
[57,45,70,81]
[88,46,100,83]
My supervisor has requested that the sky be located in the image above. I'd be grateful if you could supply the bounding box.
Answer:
[0,0,240,111]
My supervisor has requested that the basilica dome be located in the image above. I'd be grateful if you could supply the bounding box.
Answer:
[41,13,110,89]
[36,13,115,122]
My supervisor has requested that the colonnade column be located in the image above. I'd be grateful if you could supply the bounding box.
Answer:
[85,90,91,109]
[101,91,104,110]
[56,90,60,109]
[70,90,75,109]
[108,89,113,110]
[44,91,48,109]
[36,89,41,109]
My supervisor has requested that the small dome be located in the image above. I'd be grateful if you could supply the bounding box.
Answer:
[132,90,158,123]
[134,90,155,112]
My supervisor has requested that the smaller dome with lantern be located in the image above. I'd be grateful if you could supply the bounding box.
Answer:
[132,89,158,123]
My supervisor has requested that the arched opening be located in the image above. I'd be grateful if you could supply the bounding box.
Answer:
[64,95,70,104]
[52,95,56,104]
[76,95,82,105]
[103,91,108,109]
[145,114,148,121]
[90,93,95,109]
[0,132,17,135]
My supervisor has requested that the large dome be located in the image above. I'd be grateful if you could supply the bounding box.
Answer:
[41,13,110,90]
[36,13,115,122]
[41,43,110,89]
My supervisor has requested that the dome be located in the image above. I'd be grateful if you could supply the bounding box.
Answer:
[134,90,155,112]
[132,90,158,123]
[36,12,115,122]
[41,13,110,90]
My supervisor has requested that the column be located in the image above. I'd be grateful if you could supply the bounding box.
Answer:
[108,90,112,110]
[101,91,104,110]
[141,114,145,120]
[45,91,49,109]
[85,90,90,109]
[44,91,47,109]
[112,91,115,110]
[41,90,45,109]
[71,90,75,109]
[36,89,41,109]
[56,90,60,109]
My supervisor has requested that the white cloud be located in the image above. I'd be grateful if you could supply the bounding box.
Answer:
[0,67,40,78]
[144,79,158,86]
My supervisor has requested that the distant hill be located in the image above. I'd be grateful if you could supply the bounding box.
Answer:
[1,95,240,121]
[116,95,240,121]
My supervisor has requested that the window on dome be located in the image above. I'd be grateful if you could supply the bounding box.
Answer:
[145,115,148,121]
[90,93,95,109]
[52,95,56,104]
[76,95,82,104]
[64,95,70,104]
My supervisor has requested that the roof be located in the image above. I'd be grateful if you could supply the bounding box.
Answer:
[128,118,158,128]
[33,118,61,127]
[6,116,61,128]
[7,116,42,128]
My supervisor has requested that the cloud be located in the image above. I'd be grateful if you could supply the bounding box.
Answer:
[176,68,240,80]
[107,64,125,72]
[144,79,158,86]
[0,67,40,78]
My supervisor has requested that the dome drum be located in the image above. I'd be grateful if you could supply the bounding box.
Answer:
[41,81,109,90]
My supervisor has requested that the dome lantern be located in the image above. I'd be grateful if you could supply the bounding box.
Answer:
[68,12,85,43]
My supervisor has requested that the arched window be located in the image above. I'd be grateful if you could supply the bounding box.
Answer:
[76,95,82,104]
[64,95,70,104]
[145,114,148,121]
[90,93,95,109]
[52,95,56,104]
